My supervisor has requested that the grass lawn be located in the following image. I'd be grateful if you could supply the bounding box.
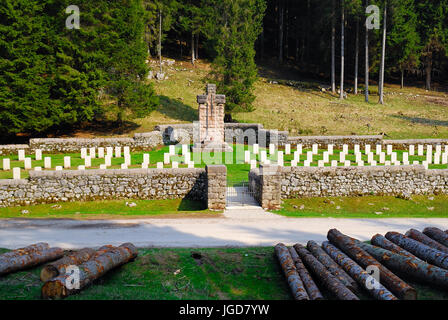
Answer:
[0,247,447,300]
[146,59,448,140]
[0,199,218,219]
[276,195,448,218]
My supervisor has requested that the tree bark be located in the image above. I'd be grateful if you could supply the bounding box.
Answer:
[40,248,97,282]
[322,241,397,300]
[278,0,284,64]
[42,243,138,299]
[159,9,162,74]
[339,0,345,100]
[371,234,416,259]
[327,229,417,300]
[378,1,387,105]
[354,18,359,95]
[331,0,336,93]
[423,227,448,248]
[401,69,404,89]
[288,247,324,300]
[406,229,448,254]
[307,240,359,293]
[191,32,195,66]
[425,62,432,90]
[195,33,199,60]
[386,232,448,270]
[293,243,359,300]
[0,243,63,276]
[365,0,369,102]
[358,241,448,289]
[274,244,309,300]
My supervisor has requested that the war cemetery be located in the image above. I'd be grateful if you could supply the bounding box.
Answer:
[1,0,448,309]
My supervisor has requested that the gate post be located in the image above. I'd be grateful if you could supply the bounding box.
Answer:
[259,164,282,210]
[206,165,227,210]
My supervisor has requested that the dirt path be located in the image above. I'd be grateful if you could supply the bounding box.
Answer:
[0,208,447,249]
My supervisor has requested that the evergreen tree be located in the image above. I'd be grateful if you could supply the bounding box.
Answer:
[204,0,266,116]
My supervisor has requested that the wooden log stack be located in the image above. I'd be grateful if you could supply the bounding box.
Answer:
[275,225,448,300]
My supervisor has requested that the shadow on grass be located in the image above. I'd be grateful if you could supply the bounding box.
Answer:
[392,115,448,127]
[178,199,208,211]
[158,96,198,122]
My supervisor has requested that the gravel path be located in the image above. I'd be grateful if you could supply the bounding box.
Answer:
[0,208,447,249]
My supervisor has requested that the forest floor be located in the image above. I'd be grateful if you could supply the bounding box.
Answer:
[64,57,448,140]
[1,247,447,300]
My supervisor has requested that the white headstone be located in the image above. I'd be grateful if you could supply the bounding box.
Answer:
[294,151,300,162]
[344,161,351,167]
[379,153,386,164]
[84,156,91,168]
[403,152,409,164]
[331,160,338,167]
[44,157,51,169]
[143,154,150,164]
[312,144,318,154]
[427,145,433,155]
[164,153,170,164]
[409,145,415,156]
[2,158,10,171]
[81,148,87,159]
[442,153,448,165]
[18,150,25,161]
[357,161,364,167]
[418,145,424,156]
[434,153,440,165]
[260,150,267,163]
[422,161,428,170]
[78,165,85,171]
[436,145,442,154]
[98,147,105,158]
[13,167,20,179]
[115,146,121,158]
[323,151,329,163]
[307,151,313,163]
[385,161,391,166]
[339,152,345,163]
[318,160,325,167]
[277,151,284,167]
[89,147,96,159]
[367,153,374,163]
[250,160,257,169]
[343,145,349,154]
[123,146,130,156]
[413,161,420,165]
[253,144,259,154]
[105,156,111,167]
[391,152,397,163]
[100,164,107,170]
[285,144,291,155]
[304,160,310,167]
[184,152,190,164]
[169,145,175,155]
[141,162,148,169]
[244,150,251,164]
[371,161,377,166]
[269,144,275,155]
[354,145,360,154]
[376,145,382,155]
[35,149,42,161]
[55,166,62,171]
[365,145,371,154]
[106,147,113,158]
[355,153,362,163]
[328,144,334,155]
[24,157,32,170]
[64,156,71,169]
[296,144,303,155]
[386,145,393,155]
[182,144,188,155]
[124,154,131,166]
[172,161,178,168]
[34,167,42,171]
[121,163,127,169]
[426,152,432,164]
[157,162,163,169]
[188,161,195,169]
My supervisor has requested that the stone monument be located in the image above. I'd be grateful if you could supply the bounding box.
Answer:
[193,84,233,152]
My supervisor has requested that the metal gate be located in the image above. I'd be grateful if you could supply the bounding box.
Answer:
[226,181,258,207]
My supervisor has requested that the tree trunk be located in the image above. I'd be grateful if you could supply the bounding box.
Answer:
[331,0,336,93]
[40,248,97,282]
[378,1,387,105]
[358,241,448,289]
[322,241,397,300]
[307,240,359,293]
[284,1,289,60]
[401,69,404,89]
[365,0,369,102]
[339,0,345,100]
[195,33,199,60]
[327,229,417,300]
[288,247,324,300]
[423,227,448,248]
[425,62,432,90]
[260,29,265,59]
[42,243,138,299]
[354,19,359,95]
[371,234,416,259]
[191,32,195,66]
[278,0,284,64]
[274,244,309,300]
[406,229,448,254]
[293,243,359,300]
[159,9,163,74]
[0,243,63,276]
[386,232,448,270]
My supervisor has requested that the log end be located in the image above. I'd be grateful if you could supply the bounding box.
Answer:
[41,279,69,300]
[40,265,59,282]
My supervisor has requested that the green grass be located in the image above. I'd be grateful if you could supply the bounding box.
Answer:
[276,195,448,218]
[0,247,291,300]
[0,247,447,300]
[0,199,217,219]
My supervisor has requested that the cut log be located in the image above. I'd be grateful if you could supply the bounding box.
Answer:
[328,229,416,300]
[423,227,448,248]
[371,234,417,259]
[293,244,359,300]
[274,244,309,300]
[40,248,97,282]
[307,240,359,293]
[386,232,448,270]
[288,247,324,300]
[0,243,63,276]
[357,241,448,289]
[41,243,138,299]
[321,241,397,300]
[406,229,448,254]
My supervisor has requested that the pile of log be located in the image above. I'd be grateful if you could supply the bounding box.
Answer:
[275,226,448,300]
[0,242,138,299]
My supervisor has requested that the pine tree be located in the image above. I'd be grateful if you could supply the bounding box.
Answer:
[204,0,266,116]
